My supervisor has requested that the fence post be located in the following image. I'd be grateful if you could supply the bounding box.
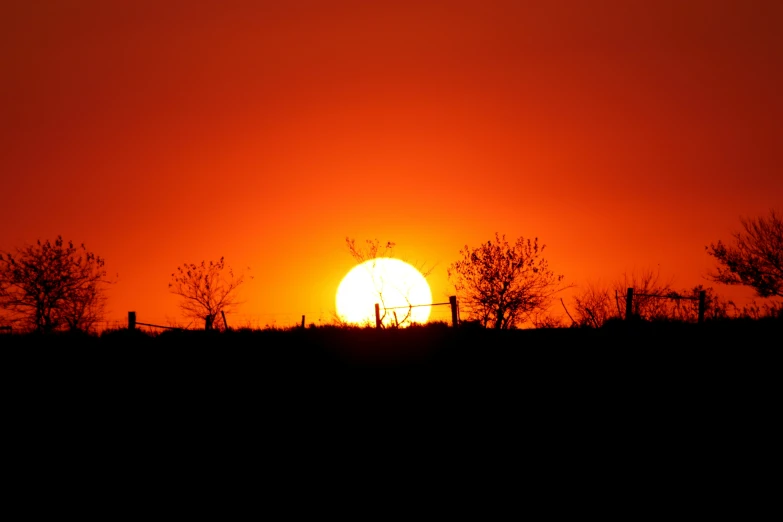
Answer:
[301,315,305,328]
[375,303,381,329]
[221,310,229,330]
[625,288,634,320]
[698,290,706,324]
[128,311,136,331]
[449,296,458,327]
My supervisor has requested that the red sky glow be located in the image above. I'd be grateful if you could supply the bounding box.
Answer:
[2,0,781,328]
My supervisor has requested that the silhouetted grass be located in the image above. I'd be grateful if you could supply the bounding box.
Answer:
[3,317,777,379]
[3,317,777,452]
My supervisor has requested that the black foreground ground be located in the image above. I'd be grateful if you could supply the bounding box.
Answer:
[3,319,778,388]
[2,318,778,494]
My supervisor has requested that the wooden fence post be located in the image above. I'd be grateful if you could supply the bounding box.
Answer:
[449,296,458,327]
[698,290,706,324]
[128,311,136,331]
[625,288,634,320]
[301,315,305,328]
[375,303,381,329]
[221,310,229,330]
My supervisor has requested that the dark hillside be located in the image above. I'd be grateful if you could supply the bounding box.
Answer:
[3,318,777,390]
[2,319,777,471]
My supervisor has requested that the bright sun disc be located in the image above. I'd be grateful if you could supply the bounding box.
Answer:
[336,258,432,327]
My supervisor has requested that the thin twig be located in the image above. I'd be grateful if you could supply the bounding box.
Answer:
[560,297,577,326]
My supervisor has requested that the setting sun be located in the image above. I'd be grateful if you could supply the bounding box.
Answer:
[336,258,432,327]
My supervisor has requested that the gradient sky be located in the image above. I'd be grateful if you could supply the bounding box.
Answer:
[2,0,782,328]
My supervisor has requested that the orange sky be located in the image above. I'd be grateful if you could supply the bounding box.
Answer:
[2,0,782,329]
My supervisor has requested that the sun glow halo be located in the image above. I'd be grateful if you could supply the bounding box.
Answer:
[336,258,432,327]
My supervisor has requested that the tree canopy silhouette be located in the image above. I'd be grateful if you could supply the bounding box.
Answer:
[448,233,568,329]
[707,209,783,298]
[0,236,110,333]
[168,257,248,330]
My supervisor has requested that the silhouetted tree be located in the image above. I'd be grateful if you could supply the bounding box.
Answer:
[612,267,675,320]
[0,236,110,333]
[345,238,400,327]
[665,285,732,322]
[570,270,733,326]
[168,257,247,330]
[343,237,434,327]
[346,237,396,264]
[448,233,569,329]
[707,209,783,298]
[571,281,615,328]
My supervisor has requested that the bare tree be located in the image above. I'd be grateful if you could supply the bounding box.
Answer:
[707,209,783,298]
[343,238,434,328]
[570,268,674,324]
[0,236,111,333]
[611,268,675,321]
[447,233,569,329]
[665,285,732,322]
[168,257,247,330]
[345,238,397,265]
[570,270,733,326]
[571,282,615,328]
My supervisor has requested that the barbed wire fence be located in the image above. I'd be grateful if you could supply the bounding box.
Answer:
[83,296,460,334]
[1,290,461,334]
